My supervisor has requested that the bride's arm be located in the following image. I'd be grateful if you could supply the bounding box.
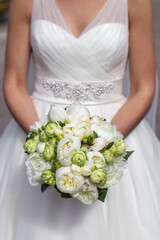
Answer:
[3,0,38,134]
[111,0,155,138]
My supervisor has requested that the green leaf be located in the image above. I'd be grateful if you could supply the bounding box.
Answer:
[123,150,134,161]
[61,193,72,199]
[42,125,45,130]
[98,188,108,202]
[92,166,98,171]
[93,131,98,138]
[24,151,29,155]
[106,142,114,150]
[41,183,50,192]
[57,121,65,127]
[25,131,38,141]
[87,135,94,145]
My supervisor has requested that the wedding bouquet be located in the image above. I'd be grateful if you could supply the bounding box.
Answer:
[24,101,133,205]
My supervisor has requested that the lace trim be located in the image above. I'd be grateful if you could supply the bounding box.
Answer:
[41,79,117,101]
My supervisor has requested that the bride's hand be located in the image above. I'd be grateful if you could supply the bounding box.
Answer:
[3,0,38,134]
[111,0,155,138]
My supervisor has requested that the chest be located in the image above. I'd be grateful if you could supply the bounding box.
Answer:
[55,0,109,39]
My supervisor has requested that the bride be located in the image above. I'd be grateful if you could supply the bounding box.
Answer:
[0,0,160,239]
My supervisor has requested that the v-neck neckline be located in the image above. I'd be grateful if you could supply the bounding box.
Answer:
[54,0,109,39]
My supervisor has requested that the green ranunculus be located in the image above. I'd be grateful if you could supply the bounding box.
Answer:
[24,139,37,154]
[49,137,58,149]
[90,169,107,186]
[42,144,55,161]
[39,130,49,142]
[115,140,126,155]
[71,150,86,167]
[102,149,114,164]
[41,170,56,186]
[45,122,60,138]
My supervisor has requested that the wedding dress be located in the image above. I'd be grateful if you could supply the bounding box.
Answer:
[0,0,160,239]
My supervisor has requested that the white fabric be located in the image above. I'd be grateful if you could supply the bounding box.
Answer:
[0,0,160,239]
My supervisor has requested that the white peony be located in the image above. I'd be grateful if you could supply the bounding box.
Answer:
[87,151,106,169]
[72,179,98,205]
[65,101,90,125]
[63,123,74,138]
[63,121,91,141]
[25,153,51,186]
[56,166,85,194]
[91,121,123,142]
[30,115,48,133]
[72,121,92,141]
[57,136,81,165]
[48,104,67,123]
[91,137,106,152]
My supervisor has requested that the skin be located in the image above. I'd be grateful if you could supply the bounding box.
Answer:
[3,0,155,137]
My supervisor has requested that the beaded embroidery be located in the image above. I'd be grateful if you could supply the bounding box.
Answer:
[41,79,117,101]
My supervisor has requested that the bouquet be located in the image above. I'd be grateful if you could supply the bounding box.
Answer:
[24,101,133,205]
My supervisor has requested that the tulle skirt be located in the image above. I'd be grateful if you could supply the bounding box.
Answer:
[0,96,160,240]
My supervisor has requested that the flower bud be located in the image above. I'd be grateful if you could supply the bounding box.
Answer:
[42,144,55,161]
[71,150,86,167]
[37,142,46,153]
[57,134,64,140]
[90,169,107,186]
[48,137,58,149]
[54,128,63,136]
[81,165,92,176]
[41,170,56,186]
[24,139,37,154]
[102,150,114,164]
[39,130,49,142]
[115,140,126,155]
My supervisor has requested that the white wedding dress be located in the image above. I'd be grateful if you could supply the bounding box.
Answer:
[0,0,160,239]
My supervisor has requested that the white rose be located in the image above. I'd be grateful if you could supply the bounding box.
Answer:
[87,151,106,169]
[37,142,45,153]
[30,115,48,133]
[71,164,81,176]
[56,166,85,194]
[91,121,123,142]
[81,165,92,176]
[72,179,98,205]
[25,153,51,186]
[57,136,81,165]
[65,101,90,125]
[91,137,106,152]
[48,105,67,123]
